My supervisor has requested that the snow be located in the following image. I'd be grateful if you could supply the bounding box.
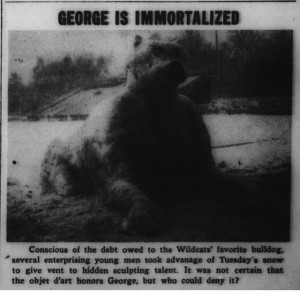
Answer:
[6,114,291,242]
[8,121,83,185]
[8,115,291,187]
[206,114,291,173]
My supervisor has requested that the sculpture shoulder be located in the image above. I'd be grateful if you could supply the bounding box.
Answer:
[69,89,126,144]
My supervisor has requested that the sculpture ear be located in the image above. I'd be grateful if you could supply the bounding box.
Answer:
[134,35,143,49]
[126,66,137,87]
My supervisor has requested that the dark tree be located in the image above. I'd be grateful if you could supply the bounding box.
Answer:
[226,31,264,96]
[8,72,24,115]
[177,31,214,74]
[29,54,111,112]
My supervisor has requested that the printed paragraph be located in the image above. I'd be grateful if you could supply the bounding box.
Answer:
[8,244,285,288]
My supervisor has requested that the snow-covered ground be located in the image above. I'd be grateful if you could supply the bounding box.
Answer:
[8,114,291,187]
[7,114,291,242]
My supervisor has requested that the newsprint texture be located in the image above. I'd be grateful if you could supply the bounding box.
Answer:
[1,0,300,289]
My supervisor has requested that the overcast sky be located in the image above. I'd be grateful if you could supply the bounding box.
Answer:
[9,30,226,84]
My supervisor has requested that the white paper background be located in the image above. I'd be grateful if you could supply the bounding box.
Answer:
[1,0,300,289]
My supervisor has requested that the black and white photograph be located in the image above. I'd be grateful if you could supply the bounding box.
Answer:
[7,30,292,242]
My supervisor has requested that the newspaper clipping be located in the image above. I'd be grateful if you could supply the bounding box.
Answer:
[1,0,300,289]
